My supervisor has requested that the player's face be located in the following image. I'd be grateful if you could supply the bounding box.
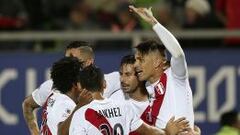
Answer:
[120,64,139,93]
[66,48,93,68]
[134,51,155,81]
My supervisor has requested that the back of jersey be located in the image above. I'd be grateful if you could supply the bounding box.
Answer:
[69,99,143,135]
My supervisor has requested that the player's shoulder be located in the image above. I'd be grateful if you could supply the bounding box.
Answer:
[164,67,171,75]
[39,79,53,89]
[52,92,76,108]
[104,71,119,79]
[107,98,130,110]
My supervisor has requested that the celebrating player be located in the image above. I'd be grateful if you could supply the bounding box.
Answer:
[40,57,93,135]
[69,65,189,135]
[22,41,120,135]
[130,5,194,129]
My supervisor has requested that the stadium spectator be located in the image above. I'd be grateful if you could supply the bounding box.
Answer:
[67,1,99,30]
[0,0,27,30]
[182,0,223,47]
[215,0,240,46]
[111,4,142,32]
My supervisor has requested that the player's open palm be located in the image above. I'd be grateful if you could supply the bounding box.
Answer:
[165,116,190,135]
[129,5,157,25]
[77,89,93,108]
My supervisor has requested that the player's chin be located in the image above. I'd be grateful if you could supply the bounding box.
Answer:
[121,87,130,92]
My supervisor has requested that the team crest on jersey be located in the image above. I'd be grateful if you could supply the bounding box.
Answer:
[155,82,165,95]
[146,112,153,123]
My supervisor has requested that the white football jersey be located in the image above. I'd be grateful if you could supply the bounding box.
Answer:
[32,72,120,106]
[69,99,143,135]
[128,98,149,118]
[108,89,150,120]
[32,80,53,106]
[145,67,194,129]
[40,92,76,135]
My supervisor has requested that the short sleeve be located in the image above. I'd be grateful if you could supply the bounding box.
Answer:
[32,80,53,106]
[103,72,121,98]
[49,100,76,128]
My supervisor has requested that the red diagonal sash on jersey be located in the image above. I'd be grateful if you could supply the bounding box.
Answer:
[40,93,54,135]
[140,73,167,126]
[129,73,167,135]
[85,108,113,135]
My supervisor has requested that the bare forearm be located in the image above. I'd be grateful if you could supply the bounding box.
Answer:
[136,123,166,135]
[22,96,40,135]
[149,126,166,135]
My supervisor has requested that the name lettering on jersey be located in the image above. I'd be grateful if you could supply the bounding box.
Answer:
[98,107,122,118]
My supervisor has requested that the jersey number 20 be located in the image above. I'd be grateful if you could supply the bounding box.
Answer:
[99,123,123,135]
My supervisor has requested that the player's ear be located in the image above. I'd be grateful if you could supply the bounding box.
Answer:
[102,80,106,90]
[76,82,82,91]
[153,57,161,68]
[72,82,81,91]
[85,58,94,67]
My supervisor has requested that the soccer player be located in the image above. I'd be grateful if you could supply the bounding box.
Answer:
[69,65,189,135]
[119,55,149,116]
[130,5,194,129]
[22,41,120,135]
[40,57,93,135]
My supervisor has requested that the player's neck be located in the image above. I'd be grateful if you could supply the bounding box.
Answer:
[148,69,164,84]
[129,87,148,102]
[91,92,104,100]
[66,92,78,103]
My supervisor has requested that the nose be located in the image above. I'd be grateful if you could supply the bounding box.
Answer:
[134,61,139,69]
[120,75,125,83]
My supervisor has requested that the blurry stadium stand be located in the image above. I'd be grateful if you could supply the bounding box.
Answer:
[0,30,240,51]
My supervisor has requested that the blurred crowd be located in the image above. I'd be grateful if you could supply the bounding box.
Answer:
[0,0,240,51]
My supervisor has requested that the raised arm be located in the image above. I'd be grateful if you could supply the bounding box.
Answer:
[129,5,187,78]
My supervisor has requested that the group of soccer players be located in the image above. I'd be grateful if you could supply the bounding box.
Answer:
[22,5,200,135]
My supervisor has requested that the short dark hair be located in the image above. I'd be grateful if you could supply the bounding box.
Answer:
[120,54,135,67]
[135,40,166,58]
[78,46,95,60]
[66,41,91,50]
[79,65,104,92]
[50,57,83,94]
[220,110,238,127]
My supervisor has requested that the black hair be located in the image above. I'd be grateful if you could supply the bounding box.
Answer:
[135,40,167,58]
[50,57,83,94]
[78,65,104,92]
[220,110,238,127]
[120,54,136,67]
[66,41,91,50]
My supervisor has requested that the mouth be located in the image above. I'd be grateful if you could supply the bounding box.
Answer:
[121,83,129,89]
[135,69,143,77]
[121,83,129,87]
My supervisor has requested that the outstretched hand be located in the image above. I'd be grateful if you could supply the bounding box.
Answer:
[129,5,158,26]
